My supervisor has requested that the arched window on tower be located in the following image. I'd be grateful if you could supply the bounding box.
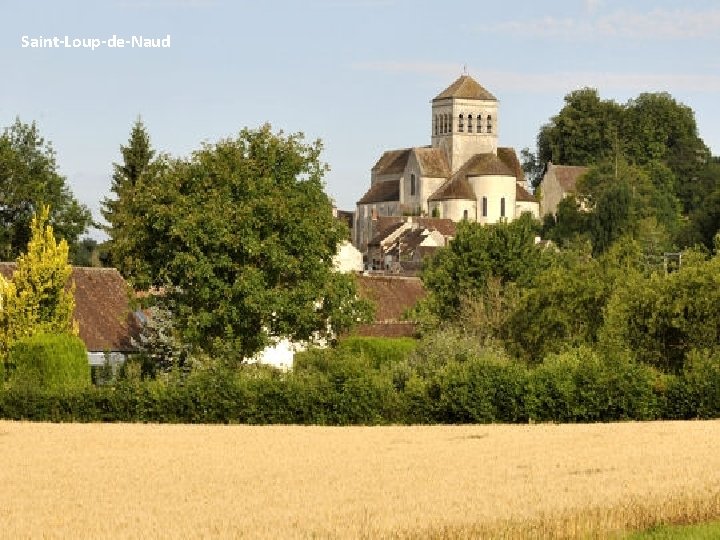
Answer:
[477,114,483,133]
[433,115,438,135]
[458,114,464,132]
[410,173,416,196]
[446,114,451,133]
[467,114,473,133]
[487,114,493,133]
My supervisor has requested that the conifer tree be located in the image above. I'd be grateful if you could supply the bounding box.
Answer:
[0,206,77,357]
[101,118,155,270]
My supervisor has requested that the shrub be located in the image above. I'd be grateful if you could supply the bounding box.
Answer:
[665,349,720,419]
[8,333,90,391]
[336,336,417,369]
[526,347,661,422]
[432,354,528,423]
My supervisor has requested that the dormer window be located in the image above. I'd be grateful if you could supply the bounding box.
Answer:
[487,115,493,133]
[458,114,464,132]
[467,114,473,133]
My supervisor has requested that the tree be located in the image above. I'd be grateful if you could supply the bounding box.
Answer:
[112,125,372,361]
[537,88,624,168]
[418,213,544,321]
[102,118,156,272]
[0,206,77,358]
[0,119,92,261]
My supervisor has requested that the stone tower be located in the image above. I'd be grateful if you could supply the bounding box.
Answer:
[430,75,499,173]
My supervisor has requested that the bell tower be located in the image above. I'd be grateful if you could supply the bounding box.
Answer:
[431,74,499,173]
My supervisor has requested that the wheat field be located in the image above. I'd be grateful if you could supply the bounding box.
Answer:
[1,420,720,539]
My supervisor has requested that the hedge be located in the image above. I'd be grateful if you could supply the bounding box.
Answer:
[0,343,718,424]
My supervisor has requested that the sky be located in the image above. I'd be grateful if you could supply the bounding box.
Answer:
[2,0,720,239]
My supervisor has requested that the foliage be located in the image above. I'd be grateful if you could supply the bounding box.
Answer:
[0,119,91,261]
[665,349,720,420]
[131,306,194,376]
[602,251,720,373]
[107,125,372,361]
[0,206,77,359]
[418,213,543,321]
[8,332,89,391]
[525,346,662,422]
[101,118,156,275]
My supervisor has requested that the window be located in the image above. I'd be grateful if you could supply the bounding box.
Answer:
[477,114,483,133]
[467,114,473,133]
[445,114,450,133]
[410,173,416,196]
[482,196,487,217]
[458,114,464,132]
[487,114,493,133]
[434,115,438,135]
[463,209,469,220]
[500,197,505,217]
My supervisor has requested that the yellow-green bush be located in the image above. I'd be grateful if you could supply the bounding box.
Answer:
[8,333,89,391]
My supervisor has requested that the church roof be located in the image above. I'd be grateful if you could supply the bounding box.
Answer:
[428,176,475,201]
[464,153,516,177]
[357,179,400,204]
[414,147,450,177]
[433,75,497,102]
[372,148,412,175]
[497,147,525,183]
[516,183,537,203]
[428,153,516,202]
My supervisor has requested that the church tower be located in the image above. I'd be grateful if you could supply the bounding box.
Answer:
[431,75,499,173]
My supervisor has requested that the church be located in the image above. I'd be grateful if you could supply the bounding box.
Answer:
[354,74,538,251]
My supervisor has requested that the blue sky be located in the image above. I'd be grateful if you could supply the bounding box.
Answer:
[2,0,719,238]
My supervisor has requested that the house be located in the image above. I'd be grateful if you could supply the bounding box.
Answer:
[352,275,426,338]
[333,241,363,273]
[538,162,589,217]
[365,217,455,273]
[0,263,140,368]
[355,74,539,251]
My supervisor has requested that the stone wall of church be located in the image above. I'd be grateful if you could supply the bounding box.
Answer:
[430,199,477,222]
[469,174,517,224]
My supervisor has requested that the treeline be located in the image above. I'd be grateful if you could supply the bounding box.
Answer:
[0,337,718,424]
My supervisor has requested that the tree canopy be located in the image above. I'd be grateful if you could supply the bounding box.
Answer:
[109,124,371,361]
[0,119,92,261]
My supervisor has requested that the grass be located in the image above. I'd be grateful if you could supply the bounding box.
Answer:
[1,420,719,538]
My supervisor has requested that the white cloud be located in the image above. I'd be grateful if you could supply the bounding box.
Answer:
[498,8,720,40]
[352,62,720,93]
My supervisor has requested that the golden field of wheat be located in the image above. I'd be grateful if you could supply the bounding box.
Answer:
[1,420,720,539]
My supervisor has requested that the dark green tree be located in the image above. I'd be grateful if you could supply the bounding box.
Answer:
[112,124,372,361]
[0,119,91,260]
[101,118,155,271]
[418,213,544,321]
[537,88,624,168]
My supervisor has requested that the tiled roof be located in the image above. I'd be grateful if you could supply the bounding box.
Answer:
[368,220,406,247]
[414,147,450,177]
[428,176,475,201]
[433,75,497,102]
[516,183,537,203]
[0,263,139,352]
[465,153,516,177]
[357,179,400,204]
[551,163,590,192]
[412,217,456,237]
[429,153,515,202]
[371,149,412,175]
[355,275,426,322]
[497,147,524,183]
